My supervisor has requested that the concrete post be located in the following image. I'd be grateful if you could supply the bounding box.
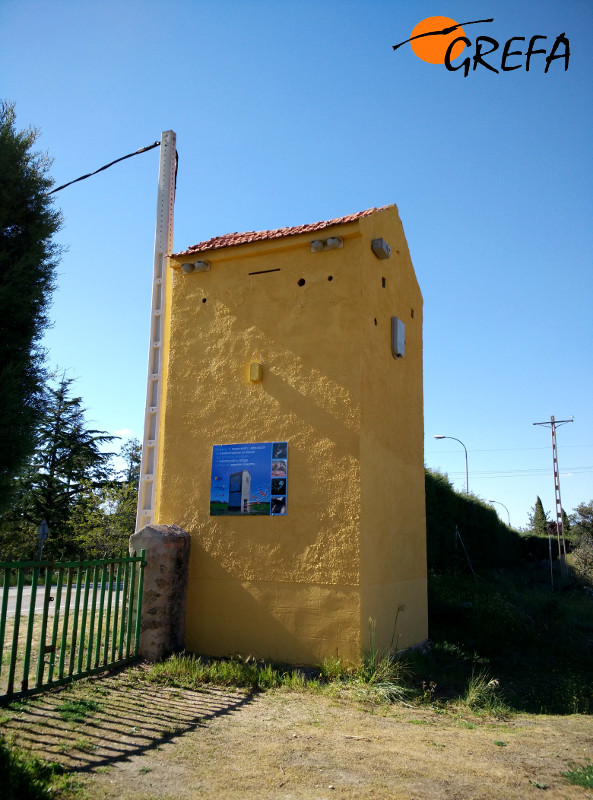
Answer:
[129,523,190,661]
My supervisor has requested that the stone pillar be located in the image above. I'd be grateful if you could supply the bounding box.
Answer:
[129,524,190,661]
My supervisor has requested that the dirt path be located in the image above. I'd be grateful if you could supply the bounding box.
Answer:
[2,671,592,799]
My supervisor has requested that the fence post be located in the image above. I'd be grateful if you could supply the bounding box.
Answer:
[129,524,190,661]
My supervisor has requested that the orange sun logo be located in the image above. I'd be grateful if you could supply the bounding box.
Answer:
[409,16,466,63]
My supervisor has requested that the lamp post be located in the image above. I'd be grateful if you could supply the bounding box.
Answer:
[433,435,469,493]
[489,499,511,526]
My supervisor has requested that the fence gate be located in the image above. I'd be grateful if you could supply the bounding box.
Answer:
[0,551,145,703]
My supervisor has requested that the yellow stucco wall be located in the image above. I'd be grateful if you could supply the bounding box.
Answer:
[357,210,428,653]
[155,205,427,664]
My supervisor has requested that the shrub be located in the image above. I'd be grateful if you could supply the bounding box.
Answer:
[571,533,593,588]
[519,534,558,563]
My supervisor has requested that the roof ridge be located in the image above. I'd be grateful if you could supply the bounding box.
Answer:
[170,204,393,258]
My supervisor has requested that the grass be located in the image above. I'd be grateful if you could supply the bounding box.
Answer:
[145,628,411,706]
[3,561,590,717]
[145,618,414,706]
[0,563,590,800]
[0,573,589,800]
[412,568,593,714]
[145,652,312,692]
[0,603,133,699]
[142,566,592,716]
[0,733,80,800]
[1,562,591,800]
[562,760,593,789]
[57,697,101,722]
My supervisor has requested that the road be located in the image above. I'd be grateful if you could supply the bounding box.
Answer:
[2,584,124,617]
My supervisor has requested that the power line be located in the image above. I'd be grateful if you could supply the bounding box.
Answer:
[425,444,592,455]
[48,140,161,194]
[443,466,593,479]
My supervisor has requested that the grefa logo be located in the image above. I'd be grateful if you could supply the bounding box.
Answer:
[393,16,570,76]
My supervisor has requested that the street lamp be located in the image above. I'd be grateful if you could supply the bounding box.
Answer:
[489,499,511,526]
[433,435,469,493]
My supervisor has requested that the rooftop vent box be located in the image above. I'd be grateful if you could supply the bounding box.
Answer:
[371,238,391,259]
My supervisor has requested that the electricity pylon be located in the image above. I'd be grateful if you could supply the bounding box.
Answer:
[533,415,573,581]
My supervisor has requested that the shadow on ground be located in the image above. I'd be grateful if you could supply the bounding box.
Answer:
[2,671,254,773]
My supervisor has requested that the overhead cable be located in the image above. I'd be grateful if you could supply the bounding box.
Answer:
[48,140,161,194]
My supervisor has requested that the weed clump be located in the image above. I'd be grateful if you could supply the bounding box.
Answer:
[460,671,508,716]
[345,618,412,704]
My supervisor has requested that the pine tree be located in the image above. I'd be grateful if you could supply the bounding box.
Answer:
[0,101,62,510]
[0,376,116,559]
[69,438,141,558]
[118,438,141,486]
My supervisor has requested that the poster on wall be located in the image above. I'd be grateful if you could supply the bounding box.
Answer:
[210,442,288,516]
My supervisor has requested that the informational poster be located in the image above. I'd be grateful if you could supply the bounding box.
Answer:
[210,442,288,516]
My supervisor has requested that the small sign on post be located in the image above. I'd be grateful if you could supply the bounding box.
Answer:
[37,519,49,560]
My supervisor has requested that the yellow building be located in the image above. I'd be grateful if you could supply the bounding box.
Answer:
[156,204,427,665]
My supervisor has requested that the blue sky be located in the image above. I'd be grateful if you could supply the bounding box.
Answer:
[1,0,591,529]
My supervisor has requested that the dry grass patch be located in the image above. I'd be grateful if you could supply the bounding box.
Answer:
[2,667,592,800]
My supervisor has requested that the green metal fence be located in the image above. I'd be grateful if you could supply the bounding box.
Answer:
[0,551,145,702]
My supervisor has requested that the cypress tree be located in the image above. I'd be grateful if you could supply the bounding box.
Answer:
[0,101,62,510]
[531,496,549,538]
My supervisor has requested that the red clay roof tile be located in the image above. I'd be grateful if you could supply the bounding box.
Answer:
[170,204,393,258]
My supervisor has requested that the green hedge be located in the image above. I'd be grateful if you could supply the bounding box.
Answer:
[519,534,559,563]
[425,469,521,571]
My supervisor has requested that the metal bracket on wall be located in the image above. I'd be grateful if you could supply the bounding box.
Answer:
[391,317,405,359]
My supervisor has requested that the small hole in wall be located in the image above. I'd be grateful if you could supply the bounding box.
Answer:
[411,308,414,318]
[297,278,306,286]
[202,298,207,303]
[327,275,333,281]
[374,318,377,326]
[382,277,386,288]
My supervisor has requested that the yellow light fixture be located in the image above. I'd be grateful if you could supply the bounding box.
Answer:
[249,352,263,382]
